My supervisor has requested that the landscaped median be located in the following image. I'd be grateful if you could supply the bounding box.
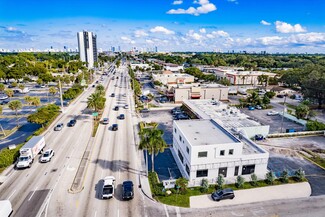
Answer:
[148,169,309,208]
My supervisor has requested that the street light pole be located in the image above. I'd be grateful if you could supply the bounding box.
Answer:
[58,79,64,113]
[280,95,287,133]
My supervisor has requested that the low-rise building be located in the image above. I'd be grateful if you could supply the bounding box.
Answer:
[130,62,150,70]
[171,119,269,186]
[152,71,194,85]
[164,63,184,72]
[167,83,229,103]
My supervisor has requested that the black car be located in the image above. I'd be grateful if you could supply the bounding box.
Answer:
[255,134,264,141]
[0,99,9,105]
[122,181,134,200]
[111,93,115,97]
[211,188,235,201]
[114,106,119,111]
[118,114,125,120]
[140,108,149,113]
[112,124,118,131]
[67,119,77,127]
[174,113,190,120]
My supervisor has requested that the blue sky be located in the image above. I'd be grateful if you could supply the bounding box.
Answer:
[0,0,324,53]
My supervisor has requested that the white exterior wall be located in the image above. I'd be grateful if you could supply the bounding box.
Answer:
[77,33,86,62]
[164,65,184,72]
[87,32,94,69]
[130,63,150,70]
[171,121,269,187]
[152,74,194,85]
[238,125,270,139]
[173,87,229,103]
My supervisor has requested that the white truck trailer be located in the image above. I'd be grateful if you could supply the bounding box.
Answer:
[16,136,46,169]
[0,200,13,217]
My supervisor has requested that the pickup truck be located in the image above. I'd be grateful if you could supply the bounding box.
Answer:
[16,136,46,169]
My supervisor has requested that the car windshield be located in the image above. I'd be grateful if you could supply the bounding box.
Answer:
[217,191,224,196]
[19,156,29,161]
[43,153,50,157]
[56,125,61,128]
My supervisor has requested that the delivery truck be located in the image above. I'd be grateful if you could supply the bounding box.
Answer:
[0,200,13,217]
[16,136,46,169]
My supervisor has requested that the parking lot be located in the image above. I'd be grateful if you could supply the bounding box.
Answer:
[140,109,182,181]
[241,108,305,133]
[257,136,325,196]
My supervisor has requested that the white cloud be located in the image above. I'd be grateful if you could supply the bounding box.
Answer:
[186,30,203,41]
[167,0,216,16]
[172,0,183,5]
[210,30,229,37]
[275,21,307,33]
[199,28,206,33]
[134,30,148,38]
[150,26,175,35]
[227,0,238,4]
[121,36,135,44]
[146,39,154,44]
[260,20,271,26]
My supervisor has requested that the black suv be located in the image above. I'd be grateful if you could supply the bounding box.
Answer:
[118,114,125,120]
[122,181,134,200]
[67,119,77,127]
[114,106,119,111]
[211,188,235,201]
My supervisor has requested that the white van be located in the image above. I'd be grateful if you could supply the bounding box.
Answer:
[0,200,13,217]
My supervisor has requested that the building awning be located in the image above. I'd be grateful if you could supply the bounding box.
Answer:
[191,94,201,99]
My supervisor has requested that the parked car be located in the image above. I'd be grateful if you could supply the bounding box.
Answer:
[54,123,64,131]
[140,108,150,113]
[40,149,55,163]
[174,113,190,120]
[102,118,109,125]
[211,188,235,201]
[256,105,262,110]
[255,134,264,141]
[111,93,115,97]
[248,106,255,110]
[67,119,77,127]
[112,124,118,131]
[118,114,125,120]
[123,93,127,97]
[0,99,9,105]
[267,111,279,116]
[124,104,129,109]
[102,176,115,199]
[92,84,96,88]
[122,181,134,200]
[0,95,8,100]
[114,106,119,111]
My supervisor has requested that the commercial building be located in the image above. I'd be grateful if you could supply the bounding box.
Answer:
[204,67,276,86]
[172,119,269,186]
[77,31,98,68]
[170,99,269,186]
[152,71,194,85]
[163,63,184,72]
[167,83,229,103]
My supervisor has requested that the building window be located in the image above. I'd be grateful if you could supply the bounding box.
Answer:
[186,164,190,175]
[218,167,227,177]
[196,169,208,178]
[220,150,225,156]
[174,128,177,133]
[178,150,184,163]
[186,146,189,154]
[229,149,234,155]
[198,151,207,158]
[179,135,182,142]
[234,166,239,176]
[242,165,255,175]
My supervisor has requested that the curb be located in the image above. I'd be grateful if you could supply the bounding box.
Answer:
[298,152,325,171]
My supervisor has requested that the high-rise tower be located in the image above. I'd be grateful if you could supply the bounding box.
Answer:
[77,31,98,68]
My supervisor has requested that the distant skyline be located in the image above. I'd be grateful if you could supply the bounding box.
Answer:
[0,0,324,53]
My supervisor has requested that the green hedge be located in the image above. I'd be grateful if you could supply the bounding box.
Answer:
[63,84,83,100]
[0,144,23,173]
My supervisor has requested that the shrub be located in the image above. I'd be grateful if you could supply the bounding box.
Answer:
[176,177,189,194]
[148,172,165,197]
[200,178,209,193]
[250,173,258,186]
[294,168,305,182]
[216,174,225,190]
[62,84,83,100]
[0,143,23,171]
[265,171,276,185]
[306,120,325,131]
[280,169,289,183]
[235,176,245,188]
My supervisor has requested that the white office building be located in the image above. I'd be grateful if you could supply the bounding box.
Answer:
[77,31,98,68]
[171,119,269,187]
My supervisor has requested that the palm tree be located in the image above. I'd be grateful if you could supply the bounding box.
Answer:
[139,126,167,173]
[18,84,25,92]
[0,84,5,93]
[31,97,41,106]
[49,87,57,102]
[95,84,105,96]
[246,91,261,106]
[87,92,106,115]
[9,100,22,127]
[5,89,14,98]
[24,96,33,105]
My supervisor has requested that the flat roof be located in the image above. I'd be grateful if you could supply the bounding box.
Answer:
[183,99,262,129]
[175,119,241,146]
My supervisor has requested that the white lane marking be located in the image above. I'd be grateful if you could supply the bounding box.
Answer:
[117,209,120,217]
[94,211,97,217]
[164,205,170,217]
[175,207,181,217]
[230,211,244,216]
[28,187,38,201]
[7,189,16,200]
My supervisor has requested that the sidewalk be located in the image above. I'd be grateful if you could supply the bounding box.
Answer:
[190,182,311,208]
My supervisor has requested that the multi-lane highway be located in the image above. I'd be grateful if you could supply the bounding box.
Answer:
[1,63,325,217]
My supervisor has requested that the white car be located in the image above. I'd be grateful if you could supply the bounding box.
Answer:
[40,149,55,163]
[0,95,8,100]
[124,104,129,109]
[267,111,279,116]
[102,176,115,199]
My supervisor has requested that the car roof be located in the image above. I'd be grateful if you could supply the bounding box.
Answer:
[123,180,133,186]
[222,188,234,193]
[44,149,53,153]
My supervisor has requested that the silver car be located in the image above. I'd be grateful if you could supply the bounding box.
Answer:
[54,123,64,131]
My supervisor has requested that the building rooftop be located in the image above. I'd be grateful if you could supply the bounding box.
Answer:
[175,119,241,146]
[183,99,262,130]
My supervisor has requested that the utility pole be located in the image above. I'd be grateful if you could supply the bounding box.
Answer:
[58,79,64,113]
[280,95,287,133]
